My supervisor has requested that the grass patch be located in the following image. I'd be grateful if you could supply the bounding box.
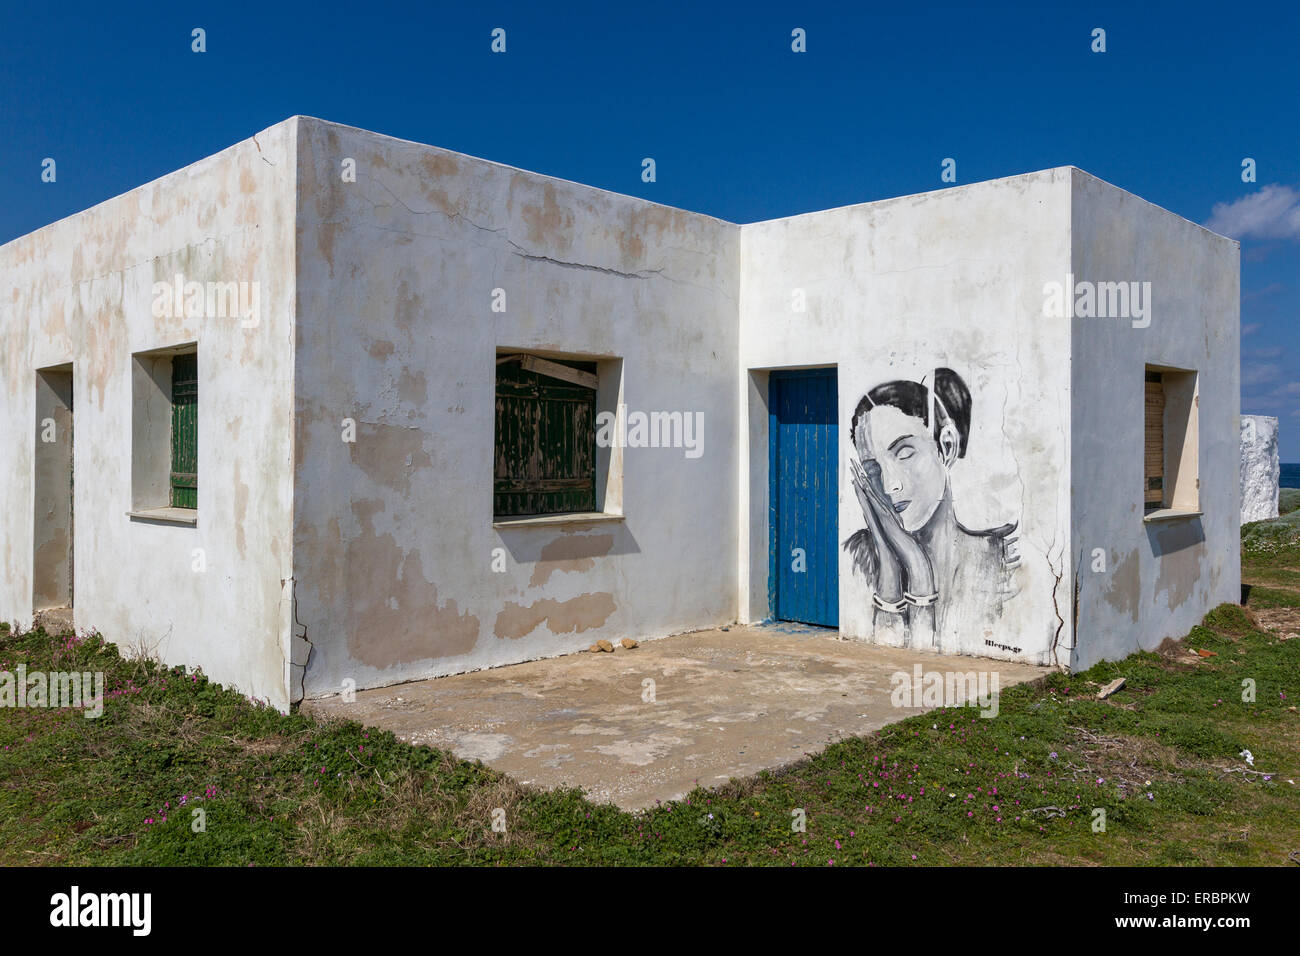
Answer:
[1242,505,1300,565]
[2,585,1299,866]
[1279,487,1300,516]
[1243,586,1300,610]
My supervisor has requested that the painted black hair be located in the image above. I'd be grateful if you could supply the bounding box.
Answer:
[850,367,972,458]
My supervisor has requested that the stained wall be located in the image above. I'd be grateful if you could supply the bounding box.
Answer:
[1070,168,1241,670]
[0,121,298,709]
[291,118,741,699]
[3,119,1241,707]
[739,170,1075,666]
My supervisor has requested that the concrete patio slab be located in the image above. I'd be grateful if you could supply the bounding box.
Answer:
[302,623,1054,810]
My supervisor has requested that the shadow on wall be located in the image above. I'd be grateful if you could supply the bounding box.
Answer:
[1144,517,1205,557]
[495,523,642,571]
[489,526,640,642]
[1144,517,1207,613]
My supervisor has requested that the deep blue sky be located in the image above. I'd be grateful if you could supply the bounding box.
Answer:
[4,1,1298,457]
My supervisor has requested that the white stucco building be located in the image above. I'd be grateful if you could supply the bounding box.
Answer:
[2,117,1241,711]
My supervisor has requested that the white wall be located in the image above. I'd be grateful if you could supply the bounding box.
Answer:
[291,118,741,699]
[3,120,1242,709]
[1070,168,1241,670]
[738,170,1075,667]
[0,121,298,709]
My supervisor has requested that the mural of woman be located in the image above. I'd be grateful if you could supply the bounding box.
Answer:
[844,367,1021,651]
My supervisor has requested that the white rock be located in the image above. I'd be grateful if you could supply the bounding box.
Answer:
[1098,677,1126,699]
[1240,415,1279,523]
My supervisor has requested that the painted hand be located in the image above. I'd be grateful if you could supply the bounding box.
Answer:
[850,457,902,600]
[853,458,935,597]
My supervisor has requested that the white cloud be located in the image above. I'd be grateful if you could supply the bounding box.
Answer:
[1206,184,1300,241]
[1243,362,1281,386]
[1243,322,1262,336]
[1245,345,1283,359]
[1244,282,1286,301]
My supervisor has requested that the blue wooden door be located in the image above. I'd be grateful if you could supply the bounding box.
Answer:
[769,368,839,627]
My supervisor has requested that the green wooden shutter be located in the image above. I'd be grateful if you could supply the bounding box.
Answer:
[170,353,198,509]
[494,358,596,516]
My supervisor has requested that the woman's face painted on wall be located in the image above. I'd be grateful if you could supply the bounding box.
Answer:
[854,404,952,533]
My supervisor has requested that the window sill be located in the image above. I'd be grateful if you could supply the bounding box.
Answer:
[492,511,624,529]
[1143,508,1203,524]
[127,507,198,526]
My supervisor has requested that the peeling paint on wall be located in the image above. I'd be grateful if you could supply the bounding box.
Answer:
[1152,522,1206,612]
[344,498,481,665]
[1102,549,1141,622]
[4,117,1238,713]
[1,119,299,710]
[494,593,618,641]
[347,422,433,496]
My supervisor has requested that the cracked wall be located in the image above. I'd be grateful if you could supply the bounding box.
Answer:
[4,116,1239,707]
[0,121,298,710]
[1069,168,1240,669]
[291,117,741,699]
[738,170,1076,666]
